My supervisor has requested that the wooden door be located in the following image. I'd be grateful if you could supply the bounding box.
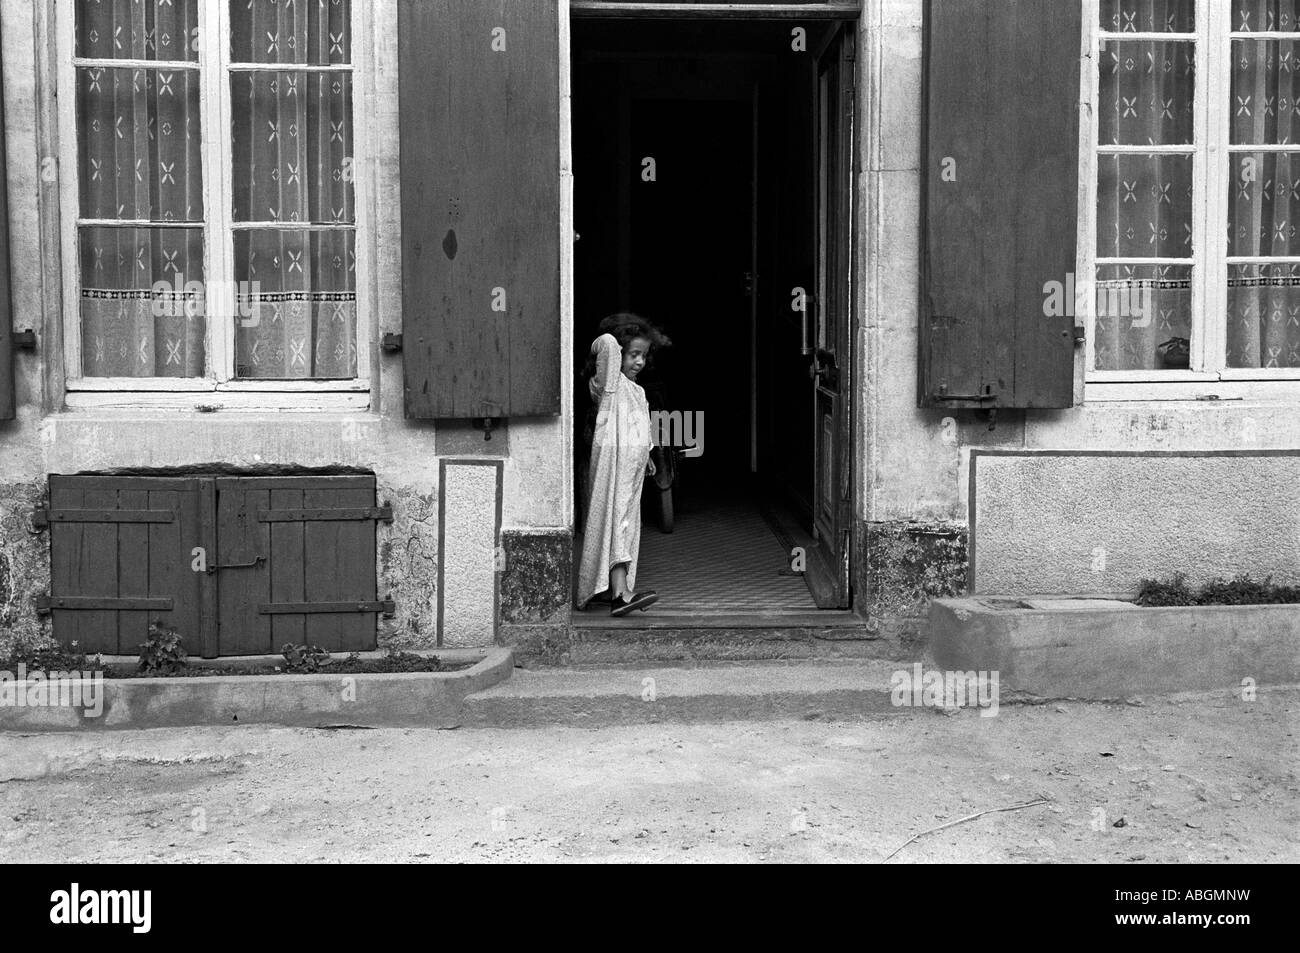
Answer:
[46,476,209,655]
[214,476,384,655]
[807,24,854,608]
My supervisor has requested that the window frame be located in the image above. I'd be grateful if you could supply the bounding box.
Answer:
[55,0,372,408]
[1081,0,1300,401]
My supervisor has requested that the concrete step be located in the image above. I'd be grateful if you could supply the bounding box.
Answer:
[460,659,911,728]
[562,611,898,664]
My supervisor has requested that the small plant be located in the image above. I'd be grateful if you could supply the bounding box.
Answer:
[281,643,331,673]
[0,637,89,672]
[1135,572,1193,607]
[1136,573,1300,607]
[365,648,445,673]
[139,622,188,675]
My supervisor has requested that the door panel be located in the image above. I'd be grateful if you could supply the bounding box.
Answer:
[47,476,207,655]
[215,481,273,655]
[807,23,854,609]
[215,476,381,655]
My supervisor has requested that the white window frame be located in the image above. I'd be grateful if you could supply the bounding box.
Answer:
[1081,0,1300,402]
[55,0,372,410]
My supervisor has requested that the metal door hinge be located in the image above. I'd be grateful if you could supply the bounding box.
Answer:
[36,595,174,613]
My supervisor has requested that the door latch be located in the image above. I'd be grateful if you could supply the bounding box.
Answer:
[810,348,838,388]
[206,555,265,574]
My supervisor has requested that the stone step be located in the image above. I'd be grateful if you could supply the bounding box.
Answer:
[460,659,912,729]
[518,610,903,665]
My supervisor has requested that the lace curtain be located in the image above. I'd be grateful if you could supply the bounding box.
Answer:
[1096,0,1195,371]
[1096,0,1300,371]
[77,0,205,377]
[75,0,355,380]
[1228,0,1300,368]
[231,0,356,380]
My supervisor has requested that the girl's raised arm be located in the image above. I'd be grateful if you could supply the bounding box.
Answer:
[591,333,621,398]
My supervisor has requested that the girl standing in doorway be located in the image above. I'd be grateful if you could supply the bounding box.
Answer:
[577,314,670,615]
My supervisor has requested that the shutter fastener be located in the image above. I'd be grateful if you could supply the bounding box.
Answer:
[12,329,36,350]
[381,333,403,352]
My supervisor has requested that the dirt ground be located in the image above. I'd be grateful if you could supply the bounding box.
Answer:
[1,687,1296,863]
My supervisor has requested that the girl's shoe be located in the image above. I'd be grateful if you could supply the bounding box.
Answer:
[611,590,659,616]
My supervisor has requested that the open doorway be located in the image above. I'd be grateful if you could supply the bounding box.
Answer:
[572,15,855,617]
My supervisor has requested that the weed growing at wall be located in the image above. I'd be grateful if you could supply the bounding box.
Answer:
[1136,573,1300,606]
[139,622,188,675]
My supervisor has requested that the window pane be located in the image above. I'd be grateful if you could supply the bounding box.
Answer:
[1093,264,1193,371]
[1233,1,1300,32]
[76,0,199,62]
[1227,151,1300,254]
[1101,0,1195,32]
[230,71,354,224]
[77,67,203,221]
[1097,154,1194,257]
[1228,264,1300,367]
[1099,40,1194,145]
[231,0,351,65]
[1231,40,1300,144]
[233,229,356,380]
[79,226,206,377]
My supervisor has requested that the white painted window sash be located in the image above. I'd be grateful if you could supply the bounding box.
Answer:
[58,0,371,399]
[1084,0,1300,391]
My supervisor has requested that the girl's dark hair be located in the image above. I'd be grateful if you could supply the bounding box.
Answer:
[597,312,672,352]
[581,312,671,382]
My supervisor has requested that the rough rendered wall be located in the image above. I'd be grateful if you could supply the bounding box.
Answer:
[973,452,1300,595]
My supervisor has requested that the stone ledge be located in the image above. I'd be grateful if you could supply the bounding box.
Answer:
[0,648,514,731]
[460,660,908,728]
[928,597,1300,699]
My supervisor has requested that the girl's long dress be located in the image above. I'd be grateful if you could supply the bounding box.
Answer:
[577,333,652,608]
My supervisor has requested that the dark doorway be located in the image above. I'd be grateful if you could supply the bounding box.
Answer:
[572,17,854,616]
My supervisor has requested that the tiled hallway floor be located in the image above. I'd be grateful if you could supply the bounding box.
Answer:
[630,492,818,614]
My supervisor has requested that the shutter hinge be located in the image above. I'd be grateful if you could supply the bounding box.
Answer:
[12,329,36,350]
[473,416,502,441]
[381,332,403,353]
[31,506,49,531]
[933,382,998,404]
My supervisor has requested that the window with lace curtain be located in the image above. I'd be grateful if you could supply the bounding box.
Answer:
[1089,0,1300,384]
[60,0,362,392]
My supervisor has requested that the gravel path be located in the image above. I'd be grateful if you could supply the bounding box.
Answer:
[1,687,1296,863]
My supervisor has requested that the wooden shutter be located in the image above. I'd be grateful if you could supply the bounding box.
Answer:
[920,0,1081,409]
[0,34,14,422]
[215,475,386,655]
[397,0,562,419]
[45,477,208,656]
